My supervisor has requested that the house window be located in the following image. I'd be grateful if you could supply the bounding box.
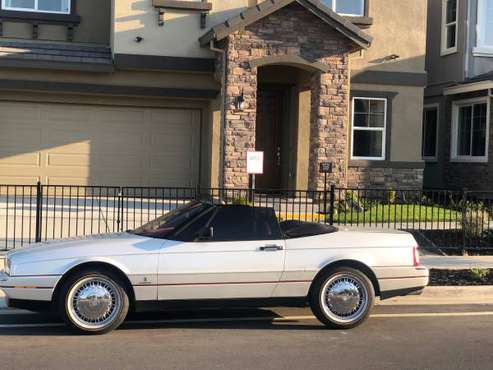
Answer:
[321,0,365,17]
[474,0,493,56]
[1,0,70,14]
[422,105,439,160]
[441,0,458,55]
[451,99,490,162]
[351,97,387,160]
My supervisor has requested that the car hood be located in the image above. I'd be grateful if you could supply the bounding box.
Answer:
[6,232,158,264]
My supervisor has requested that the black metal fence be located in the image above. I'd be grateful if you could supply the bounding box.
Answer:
[1,183,492,252]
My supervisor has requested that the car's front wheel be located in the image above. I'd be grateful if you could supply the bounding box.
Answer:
[310,267,375,329]
[58,270,129,334]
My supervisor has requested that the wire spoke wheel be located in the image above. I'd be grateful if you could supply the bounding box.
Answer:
[320,272,370,325]
[66,276,122,331]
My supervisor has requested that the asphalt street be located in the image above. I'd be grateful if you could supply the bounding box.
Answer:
[0,304,493,370]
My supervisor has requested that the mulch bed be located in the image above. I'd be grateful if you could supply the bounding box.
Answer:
[430,269,493,286]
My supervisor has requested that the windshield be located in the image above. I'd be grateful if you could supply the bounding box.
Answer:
[132,201,213,238]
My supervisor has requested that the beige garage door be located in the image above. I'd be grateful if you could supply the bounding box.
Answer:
[0,101,200,187]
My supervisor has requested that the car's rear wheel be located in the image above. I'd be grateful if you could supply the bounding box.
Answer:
[58,270,129,334]
[310,267,375,329]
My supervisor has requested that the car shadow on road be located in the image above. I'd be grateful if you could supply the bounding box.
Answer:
[0,308,327,336]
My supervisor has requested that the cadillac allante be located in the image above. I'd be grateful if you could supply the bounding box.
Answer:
[0,201,429,334]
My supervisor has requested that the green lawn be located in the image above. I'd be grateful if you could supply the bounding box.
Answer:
[334,204,461,223]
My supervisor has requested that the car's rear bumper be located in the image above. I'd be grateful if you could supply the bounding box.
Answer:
[373,266,429,300]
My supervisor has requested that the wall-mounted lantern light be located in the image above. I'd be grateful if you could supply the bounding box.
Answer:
[234,90,247,111]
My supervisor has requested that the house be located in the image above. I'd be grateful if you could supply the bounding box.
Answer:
[0,0,427,190]
[424,0,493,191]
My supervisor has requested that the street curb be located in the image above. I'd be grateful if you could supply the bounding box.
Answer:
[378,286,493,305]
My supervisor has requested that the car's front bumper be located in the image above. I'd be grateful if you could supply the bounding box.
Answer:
[0,271,58,303]
[374,266,429,300]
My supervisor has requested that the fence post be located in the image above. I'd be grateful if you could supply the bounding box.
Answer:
[195,184,200,201]
[116,188,122,232]
[35,181,42,243]
[329,184,336,226]
[461,189,467,254]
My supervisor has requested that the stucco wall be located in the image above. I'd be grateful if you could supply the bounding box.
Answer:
[425,0,466,88]
[1,0,111,44]
[351,83,424,162]
[351,0,427,74]
[112,0,250,58]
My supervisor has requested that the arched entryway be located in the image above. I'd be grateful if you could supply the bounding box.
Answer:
[255,65,313,190]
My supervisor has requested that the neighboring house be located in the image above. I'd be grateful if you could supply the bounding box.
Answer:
[424,0,493,191]
[0,0,427,190]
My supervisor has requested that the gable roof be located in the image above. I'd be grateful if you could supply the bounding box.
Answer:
[199,0,372,48]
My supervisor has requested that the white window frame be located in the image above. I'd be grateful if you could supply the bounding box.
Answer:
[441,0,459,56]
[323,0,365,17]
[350,97,387,161]
[422,103,440,162]
[450,97,490,163]
[1,0,71,14]
[473,0,493,57]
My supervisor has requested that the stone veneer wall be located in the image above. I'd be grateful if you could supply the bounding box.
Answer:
[347,165,424,189]
[218,3,353,189]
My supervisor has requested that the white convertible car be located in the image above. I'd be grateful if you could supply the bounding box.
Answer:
[0,201,428,334]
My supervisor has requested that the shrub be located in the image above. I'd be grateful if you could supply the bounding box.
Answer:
[230,196,252,206]
[462,202,490,239]
[470,267,490,281]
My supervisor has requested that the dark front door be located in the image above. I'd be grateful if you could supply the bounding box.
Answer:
[255,87,284,190]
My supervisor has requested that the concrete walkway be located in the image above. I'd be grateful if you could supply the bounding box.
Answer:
[421,255,493,270]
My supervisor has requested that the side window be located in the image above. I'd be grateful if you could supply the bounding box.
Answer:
[172,209,214,242]
[208,206,281,242]
[441,0,458,55]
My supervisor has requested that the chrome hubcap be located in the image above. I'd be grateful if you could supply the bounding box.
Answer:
[67,277,121,330]
[321,273,368,324]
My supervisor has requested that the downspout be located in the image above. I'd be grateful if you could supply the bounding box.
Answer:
[209,39,227,189]
[464,0,471,79]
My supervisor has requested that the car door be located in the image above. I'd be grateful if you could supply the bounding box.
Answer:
[158,206,286,300]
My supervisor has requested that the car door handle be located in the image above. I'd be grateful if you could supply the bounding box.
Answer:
[259,245,284,251]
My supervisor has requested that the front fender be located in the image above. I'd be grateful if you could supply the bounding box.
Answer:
[12,256,131,277]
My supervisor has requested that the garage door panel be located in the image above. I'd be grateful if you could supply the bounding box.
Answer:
[0,102,200,187]
[150,110,191,123]
[43,106,97,123]
[95,108,147,123]
[0,151,40,166]
[46,176,92,186]
[47,153,145,170]
[0,175,40,185]
[0,126,42,146]
[0,104,41,121]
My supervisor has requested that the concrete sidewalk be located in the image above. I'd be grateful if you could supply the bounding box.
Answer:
[421,255,493,270]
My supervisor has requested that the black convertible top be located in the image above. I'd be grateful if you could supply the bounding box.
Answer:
[280,220,338,239]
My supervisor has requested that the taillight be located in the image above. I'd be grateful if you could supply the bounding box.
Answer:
[413,246,421,267]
